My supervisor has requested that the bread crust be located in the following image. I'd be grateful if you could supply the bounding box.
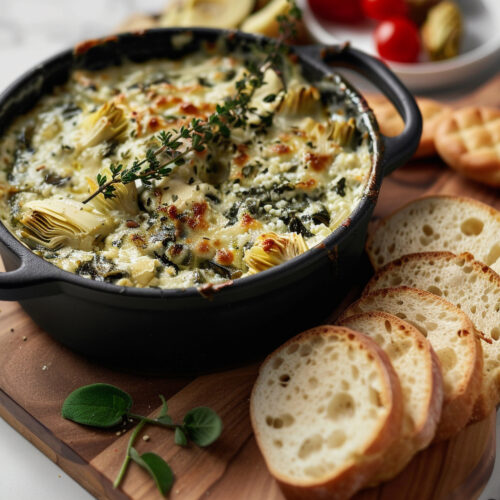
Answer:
[364,252,500,422]
[339,286,483,440]
[365,194,500,273]
[339,311,443,484]
[250,325,404,500]
[435,107,500,187]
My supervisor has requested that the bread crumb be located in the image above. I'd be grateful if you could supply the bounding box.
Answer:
[143,435,150,442]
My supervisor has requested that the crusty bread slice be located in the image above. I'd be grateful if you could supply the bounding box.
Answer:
[366,195,500,274]
[339,287,483,440]
[364,252,499,421]
[338,312,443,484]
[250,325,403,500]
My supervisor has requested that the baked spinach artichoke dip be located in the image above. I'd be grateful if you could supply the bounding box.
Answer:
[0,40,372,289]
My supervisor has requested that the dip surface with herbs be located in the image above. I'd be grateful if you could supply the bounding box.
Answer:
[0,43,372,289]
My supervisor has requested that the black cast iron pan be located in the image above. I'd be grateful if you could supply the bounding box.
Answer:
[0,29,422,373]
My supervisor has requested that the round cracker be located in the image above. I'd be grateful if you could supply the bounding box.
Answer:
[435,106,500,187]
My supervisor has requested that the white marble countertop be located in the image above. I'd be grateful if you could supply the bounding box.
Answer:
[0,1,498,499]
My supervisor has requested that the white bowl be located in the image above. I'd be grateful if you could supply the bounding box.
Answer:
[299,0,500,92]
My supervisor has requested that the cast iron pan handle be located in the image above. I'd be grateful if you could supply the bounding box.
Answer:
[0,264,43,300]
[320,45,422,176]
[0,234,59,300]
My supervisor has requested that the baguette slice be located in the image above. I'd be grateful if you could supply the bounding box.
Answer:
[364,252,500,421]
[250,325,403,500]
[339,287,482,440]
[366,195,500,274]
[339,312,443,484]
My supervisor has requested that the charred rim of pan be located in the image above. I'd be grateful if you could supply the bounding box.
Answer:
[0,28,383,300]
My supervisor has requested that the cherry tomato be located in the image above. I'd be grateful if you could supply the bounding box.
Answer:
[374,17,421,63]
[362,0,408,21]
[308,0,364,24]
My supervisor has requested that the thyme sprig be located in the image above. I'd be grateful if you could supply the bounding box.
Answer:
[82,0,302,204]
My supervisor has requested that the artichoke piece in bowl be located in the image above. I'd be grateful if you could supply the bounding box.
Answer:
[422,1,463,61]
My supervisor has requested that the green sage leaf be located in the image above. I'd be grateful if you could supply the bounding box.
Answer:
[61,383,132,428]
[174,427,188,446]
[183,407,222,447]
[130,448,174,496]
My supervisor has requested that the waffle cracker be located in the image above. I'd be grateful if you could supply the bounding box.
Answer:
[435,107,500,187]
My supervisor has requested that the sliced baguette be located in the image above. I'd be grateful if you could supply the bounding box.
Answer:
[366,195,500,274]
[250,325,403,500]
[339,312,443,483]
[339,287,483,440]
[364,252,500,421]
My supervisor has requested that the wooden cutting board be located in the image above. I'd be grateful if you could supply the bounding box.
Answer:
[0,75,499,500]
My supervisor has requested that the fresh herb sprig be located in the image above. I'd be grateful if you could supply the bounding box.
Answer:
[82,0,302,204]
[82,121,209,203]
[62,383,222,496]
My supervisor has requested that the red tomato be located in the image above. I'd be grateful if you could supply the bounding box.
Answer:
[308,0,364,24]
[374,18,421,63]
[362,0,407,20]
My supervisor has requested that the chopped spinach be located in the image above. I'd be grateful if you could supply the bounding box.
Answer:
[61,104,82,120]
[205,193,221,204]
[289,216,313,237]
[224,202,241,226]
[197,77,213,87]
[335,177,346,197]
[312,208,330,226]
[44,172,71,186]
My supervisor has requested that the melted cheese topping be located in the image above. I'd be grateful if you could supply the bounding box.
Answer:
[0,45,372,289]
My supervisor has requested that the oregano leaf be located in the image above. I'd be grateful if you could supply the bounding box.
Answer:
[62,383,132,428]
[130,448,174,496]
[174,427,188,446]
[183,407,222,447]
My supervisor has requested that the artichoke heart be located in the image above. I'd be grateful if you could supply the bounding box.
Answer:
[299,117,337,150]
[78,102,128,149]
[422,1,462,61]
[248,68,285,120]
[19,198,115,251]
[277,84,322,118]
[244,232,308,274]
[87,167,138,215]
[330,118,357,148]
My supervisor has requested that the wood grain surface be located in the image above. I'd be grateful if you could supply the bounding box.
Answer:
[0,75,499,500]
